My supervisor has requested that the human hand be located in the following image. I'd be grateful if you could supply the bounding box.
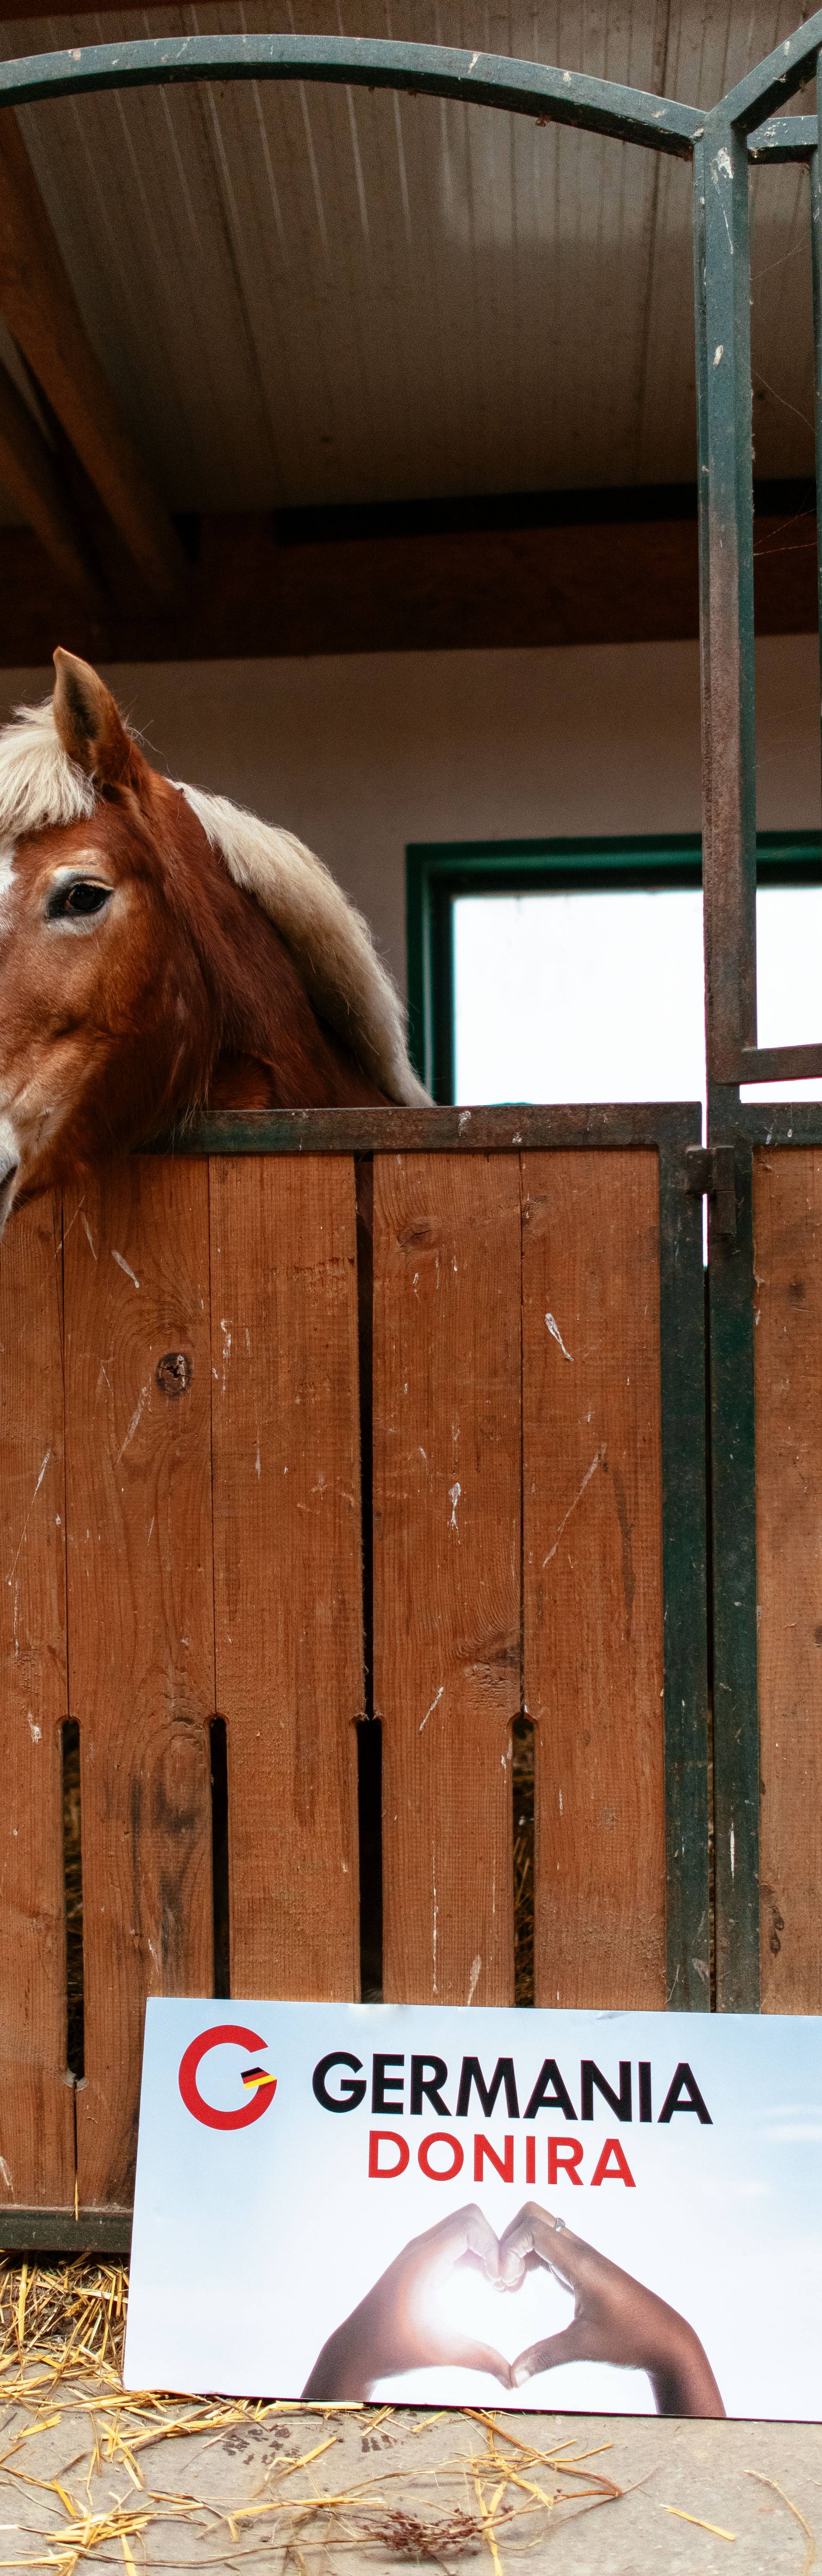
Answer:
[301,2203,512,2399]
[499,2201,724,2418]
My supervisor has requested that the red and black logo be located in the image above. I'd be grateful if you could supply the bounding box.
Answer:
[179,2024,277,2130]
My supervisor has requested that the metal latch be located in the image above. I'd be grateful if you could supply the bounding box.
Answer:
[685,1145,736,1240]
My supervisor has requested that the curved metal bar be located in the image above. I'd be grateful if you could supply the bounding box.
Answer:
[0,32,703,158]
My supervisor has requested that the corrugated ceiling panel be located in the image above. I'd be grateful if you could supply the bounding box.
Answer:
[0,0,816,512]
[750,158,814,484]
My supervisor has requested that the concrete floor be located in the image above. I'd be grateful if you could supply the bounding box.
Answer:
[0,2391,818,2571]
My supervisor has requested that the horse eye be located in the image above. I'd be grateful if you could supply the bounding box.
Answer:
[48,881,111,921]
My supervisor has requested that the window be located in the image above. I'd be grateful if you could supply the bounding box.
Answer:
[406,837,822,1113]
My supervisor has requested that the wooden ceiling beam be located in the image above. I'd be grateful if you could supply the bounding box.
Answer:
[0,115,185,602]
[0,492,814,668]
[0,357,99,596]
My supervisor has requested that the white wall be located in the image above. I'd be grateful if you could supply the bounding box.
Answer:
[3,636,818,996]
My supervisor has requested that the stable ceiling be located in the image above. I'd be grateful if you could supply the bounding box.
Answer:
[0,0,816,654]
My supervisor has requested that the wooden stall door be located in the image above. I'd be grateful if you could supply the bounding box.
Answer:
[0,1129,692,2228]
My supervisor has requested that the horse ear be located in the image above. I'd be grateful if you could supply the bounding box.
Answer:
[52,649,137,787]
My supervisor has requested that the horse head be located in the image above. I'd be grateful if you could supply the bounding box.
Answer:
[0,651,426,1227]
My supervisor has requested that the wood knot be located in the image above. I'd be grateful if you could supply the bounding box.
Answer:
[156,1351,193,1398]
[397,1221,439,1255]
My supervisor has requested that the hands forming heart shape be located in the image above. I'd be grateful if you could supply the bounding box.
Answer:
[301,2201,724,2417]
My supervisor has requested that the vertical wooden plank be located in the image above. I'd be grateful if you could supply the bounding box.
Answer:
[523,1151,666,2009]
[210,1156,362,2000]
[0,1194,74,2207]
[754,1146,822,2010]
[65,1160,214,2208]
[373,1153,521,2007]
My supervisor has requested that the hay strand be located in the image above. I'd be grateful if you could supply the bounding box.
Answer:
[748,2472,816,2572]
[0,2266,635,2573]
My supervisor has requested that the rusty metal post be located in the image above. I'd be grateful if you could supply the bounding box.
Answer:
[696,120,758,1087]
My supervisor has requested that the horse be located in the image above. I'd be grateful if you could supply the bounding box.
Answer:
[0,649,428,1231]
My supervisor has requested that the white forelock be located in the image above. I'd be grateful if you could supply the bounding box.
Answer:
[0,697,428,1105]
[0,699,95,840]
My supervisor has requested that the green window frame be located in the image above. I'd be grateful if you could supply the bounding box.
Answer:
[406,832,822,1102]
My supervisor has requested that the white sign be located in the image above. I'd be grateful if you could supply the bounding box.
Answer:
[125,2000,822,2418]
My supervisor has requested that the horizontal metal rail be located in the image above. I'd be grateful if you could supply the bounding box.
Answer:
[152,1102,702,1156]
[0,2210,131,2255]
[748,114,816,159]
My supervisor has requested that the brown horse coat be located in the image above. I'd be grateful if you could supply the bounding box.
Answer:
[0,651,426,1226]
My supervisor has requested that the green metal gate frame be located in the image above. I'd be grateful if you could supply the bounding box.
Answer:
[4,12,822,2028]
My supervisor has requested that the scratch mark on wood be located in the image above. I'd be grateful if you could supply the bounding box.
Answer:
[419,1684,444,1735]
[542,1446,605,1567]
[545,1311,574,1363]
[219,1317,232,1394]
[6,1449,51,1585]
[117,1384,149,1463]
[611,1464,636,1640]
[111,1250,140,1289]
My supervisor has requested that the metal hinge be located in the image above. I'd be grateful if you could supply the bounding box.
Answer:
[685,1144,736,1240]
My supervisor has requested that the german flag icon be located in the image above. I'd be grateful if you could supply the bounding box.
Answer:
[241,2065,277,2096]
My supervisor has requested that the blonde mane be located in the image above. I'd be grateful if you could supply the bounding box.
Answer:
[179,783,427,1106]
[0,698,428,1107]
[0,698,96,840]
